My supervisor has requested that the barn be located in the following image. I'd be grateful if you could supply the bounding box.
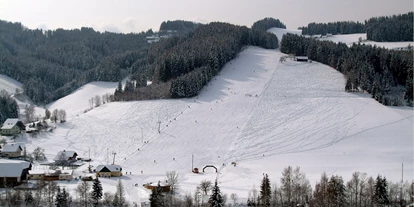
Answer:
[295,56,309,62]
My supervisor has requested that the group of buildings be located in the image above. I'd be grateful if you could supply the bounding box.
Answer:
[0,119,123,188]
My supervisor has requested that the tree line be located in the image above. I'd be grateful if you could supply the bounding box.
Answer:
[280,33,413,106]
[365,12,413,42]
[245,167,413,207]
[299,21,365,36]
[298,12,413,42]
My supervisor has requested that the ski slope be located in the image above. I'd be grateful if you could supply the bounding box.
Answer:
[0,28,412,205]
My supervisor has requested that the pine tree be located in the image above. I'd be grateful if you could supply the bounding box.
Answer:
[260,174,271,206]
[91,178,103,207]
[24,191,34,206]
[55,187,68,207]
[209,181,224,207]
[373,175,390,206]
[345,78,353,92]
[327,175,347,207]
[149,182,165,207]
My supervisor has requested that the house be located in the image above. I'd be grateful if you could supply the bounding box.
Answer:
[95,164,122,177]
[0,159,32,187]
[54,150,78,165]
[295,56,309,62]
[1,119,24,136]
[0,143,23,158]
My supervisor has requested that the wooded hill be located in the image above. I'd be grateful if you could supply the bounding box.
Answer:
[0,20,153,104]
[299,12,413,42]
[114,21,280,101]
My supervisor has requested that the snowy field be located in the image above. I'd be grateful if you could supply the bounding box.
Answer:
[316,32,414,49]
[0,29,413,205]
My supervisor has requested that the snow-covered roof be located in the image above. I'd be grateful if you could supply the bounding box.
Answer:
[1,143,23,152]
[96,164,122,172]
[146,180,170,187]
[0,159,31,177]
[54,150,77,161]
[1,118,19,130]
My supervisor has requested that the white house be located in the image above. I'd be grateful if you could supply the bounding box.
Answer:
[1,143,24,158]
[0,159,32,186]
[1,119,22,136]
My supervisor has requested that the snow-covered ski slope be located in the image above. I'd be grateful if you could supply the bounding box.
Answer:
[1,28,412,204]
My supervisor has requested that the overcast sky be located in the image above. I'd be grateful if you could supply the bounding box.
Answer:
[0,0,412,33]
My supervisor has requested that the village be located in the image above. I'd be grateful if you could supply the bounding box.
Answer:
[0,118,173,196]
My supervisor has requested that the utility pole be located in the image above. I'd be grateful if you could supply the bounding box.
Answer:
[401,162,403,207]
[112,152,116,165]
[157,121,161,133]
[192,154,194,172]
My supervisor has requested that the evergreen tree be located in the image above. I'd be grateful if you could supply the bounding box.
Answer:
[373,175,389,206]
[55,187,68,207]
[149,182,165,207]
[91,178,103,207]
[260,174,271,206]
[209,180,224,207]
[24,191,34,206]
[345,78,353,92]
[327,175,347,207]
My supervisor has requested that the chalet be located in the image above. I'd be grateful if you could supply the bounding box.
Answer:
[1,143,23,158]
[0,159,32,187]
[54,150,78,165]
[95,164,122,177]
[295,56,309,62]
[1,119,24,136]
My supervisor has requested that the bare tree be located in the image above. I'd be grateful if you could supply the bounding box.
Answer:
[103,192,114,207]
[347,172,367,207]
[77,180,90,207]
[25,104,35,123]
[183,193,193,207]
[230,193,238,206]
[198,180,213,195]
[58,109,66,123]
[114,179,126,206]
[51,109,59,123]
[45,181,58,207]
[95,95,101,107]
[32,147,45,160]
[166,171,179,194]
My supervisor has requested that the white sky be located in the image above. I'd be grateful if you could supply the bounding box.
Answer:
[0,0,413,33]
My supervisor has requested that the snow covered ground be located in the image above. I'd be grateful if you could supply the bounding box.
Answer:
[0,29,413,205]
[316,32,414,49]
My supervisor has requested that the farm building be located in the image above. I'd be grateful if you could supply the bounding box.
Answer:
[95,164,122,177]
[27,169,73,181]
[143,181,171,192]
[295,56,309,62]
[0,143,24,158]
[54,150,78,165]
[1,119,24,136]
[0,159,32,187]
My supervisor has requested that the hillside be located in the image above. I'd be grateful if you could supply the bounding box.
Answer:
[11,34,411,204]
